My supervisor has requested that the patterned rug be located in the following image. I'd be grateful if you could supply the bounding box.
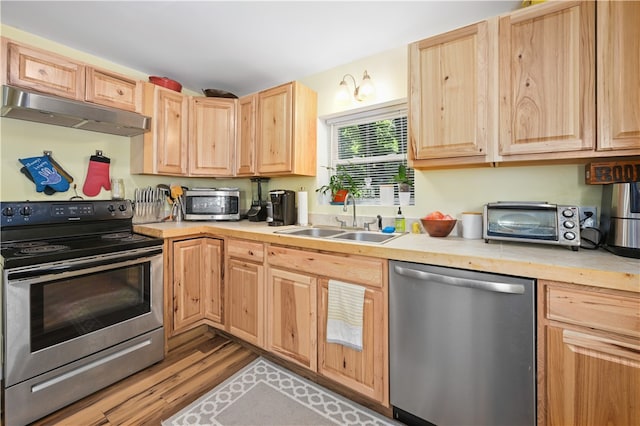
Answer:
[162,357,398,426]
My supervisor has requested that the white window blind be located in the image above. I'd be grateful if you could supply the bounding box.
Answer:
[325,102,413,205]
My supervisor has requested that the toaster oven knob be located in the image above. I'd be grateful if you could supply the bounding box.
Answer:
[564,231,577,241]
[564,221,575,229]
[562,209,575,218]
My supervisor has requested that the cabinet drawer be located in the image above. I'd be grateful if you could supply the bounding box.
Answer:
[267,245,385,288]
[547,286,640,338]
[227,239,264,262]
[6,40,84,99]
[85,68,140,112]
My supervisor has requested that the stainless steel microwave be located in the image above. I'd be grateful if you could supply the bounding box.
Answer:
[184,188,240,221]
[484,202,581,250]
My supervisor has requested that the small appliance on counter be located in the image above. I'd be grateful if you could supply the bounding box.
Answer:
[484,201,581,250]
[268,189,296,226]
[184,188,240,221]
[247,177,270,222]
[600,182,640,258]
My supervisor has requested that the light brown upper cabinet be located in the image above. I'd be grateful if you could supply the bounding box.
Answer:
[256,81,317,176]
[408,21,493,168]
[3,38,141,112]
[134,82,189,175]
[189,97,236,176]
[235,94,257,176]
[498,1,596,159]
[597,0,640,151]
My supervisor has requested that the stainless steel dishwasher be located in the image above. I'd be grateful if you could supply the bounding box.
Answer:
[389,260,535,426]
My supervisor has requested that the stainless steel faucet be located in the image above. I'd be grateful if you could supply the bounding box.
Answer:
[343,192,357,228]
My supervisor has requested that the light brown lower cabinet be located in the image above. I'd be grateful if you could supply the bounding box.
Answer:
[171,237,223,334]
[539,280,640,426]
[225,239,265,348]
[318,278,387,404]
[266,267,318,371]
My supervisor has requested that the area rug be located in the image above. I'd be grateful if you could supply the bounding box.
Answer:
[162,357,398,426]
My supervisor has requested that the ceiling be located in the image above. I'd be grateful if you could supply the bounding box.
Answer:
[1,1,521,97]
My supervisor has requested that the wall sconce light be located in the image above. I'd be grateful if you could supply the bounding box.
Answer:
[337,70,376,103]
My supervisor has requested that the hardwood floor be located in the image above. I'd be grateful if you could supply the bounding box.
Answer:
[31,331,258,426]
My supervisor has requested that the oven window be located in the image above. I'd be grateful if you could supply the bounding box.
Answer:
[487,208,558,240]
[30,262,151,352]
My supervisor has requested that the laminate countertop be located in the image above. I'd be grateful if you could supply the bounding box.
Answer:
[134,220,639,294]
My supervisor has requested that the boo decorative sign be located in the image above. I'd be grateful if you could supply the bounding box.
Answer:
[585,159,640,184]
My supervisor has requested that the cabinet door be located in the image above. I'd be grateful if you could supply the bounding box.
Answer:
[155,86,188,175]
[189,97,236,176]
[5,40,84,99]
[499,1,595,157]
[172,238,222,333]
[267,267,317,371]
[597,0,640,151]
[257,83,293,174]
[318,279,388,405]
[227,258,264,347]
[85,67,140,112]
[545,326,640,425]
[235,94,257,176]
[409,21,490,165]
[172,239,206,332]
[202,238,223,325]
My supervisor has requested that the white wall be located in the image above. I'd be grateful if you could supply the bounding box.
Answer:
[0,24,602,222]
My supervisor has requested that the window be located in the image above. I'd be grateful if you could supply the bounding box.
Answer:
[325,102,413,205]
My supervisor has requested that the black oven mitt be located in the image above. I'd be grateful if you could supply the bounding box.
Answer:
[19,155,70,193]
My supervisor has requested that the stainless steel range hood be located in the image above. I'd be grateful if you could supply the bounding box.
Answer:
[1,85,151,137]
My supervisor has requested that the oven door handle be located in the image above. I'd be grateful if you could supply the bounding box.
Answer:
[7,248,162,282]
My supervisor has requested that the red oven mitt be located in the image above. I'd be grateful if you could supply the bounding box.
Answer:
[82,154,111,197]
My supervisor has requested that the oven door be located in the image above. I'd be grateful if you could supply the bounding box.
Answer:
[3,246,163,387]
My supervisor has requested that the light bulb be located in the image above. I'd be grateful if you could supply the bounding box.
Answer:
[357,71,375,101]
[336,80,352,105]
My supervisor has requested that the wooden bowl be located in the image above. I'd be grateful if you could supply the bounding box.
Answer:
[420,219,457,237]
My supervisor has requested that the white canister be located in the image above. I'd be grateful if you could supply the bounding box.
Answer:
[461,212,483,239]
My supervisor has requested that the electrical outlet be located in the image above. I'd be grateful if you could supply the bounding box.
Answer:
[579,206,597,229]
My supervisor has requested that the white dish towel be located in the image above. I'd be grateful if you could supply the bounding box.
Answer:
[326,279,365,351]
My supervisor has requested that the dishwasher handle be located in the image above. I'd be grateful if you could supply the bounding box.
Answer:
[393,265,525,294]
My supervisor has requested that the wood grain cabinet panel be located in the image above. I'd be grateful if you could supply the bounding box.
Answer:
[225,239,266,348]
[5,39,85,99]
[267,267,317,371]
[539,280,640,426]
[318,279,388,405]
[597,0,640,151]
[189,97,236,176]
[85,67,140,112]
[256,81,317,176]
[171,238,223,334]
[235,94,257,176]
[499,1,595,158]
[408,21,492,167]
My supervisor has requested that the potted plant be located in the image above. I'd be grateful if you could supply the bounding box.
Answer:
[393,164,412,205]
[316,165,361,203]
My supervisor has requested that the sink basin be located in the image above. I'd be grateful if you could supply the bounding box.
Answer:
[275,227,403,244]
[282,228,345,238]
[330,231,401,243]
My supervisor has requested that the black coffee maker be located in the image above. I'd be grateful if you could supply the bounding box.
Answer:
[247,178,270,222]
[268,190,296,226]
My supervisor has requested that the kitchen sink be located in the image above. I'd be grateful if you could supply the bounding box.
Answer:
[331,231,400,243]
[274,227,403,244]
[283,228,346,238]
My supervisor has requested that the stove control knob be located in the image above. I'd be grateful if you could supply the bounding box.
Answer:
[107,205,116,212]
[118,204,128,212]
[2,206,15,217]
[20,206,32,216]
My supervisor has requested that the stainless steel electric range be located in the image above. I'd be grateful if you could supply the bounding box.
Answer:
[1,200,164,426]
